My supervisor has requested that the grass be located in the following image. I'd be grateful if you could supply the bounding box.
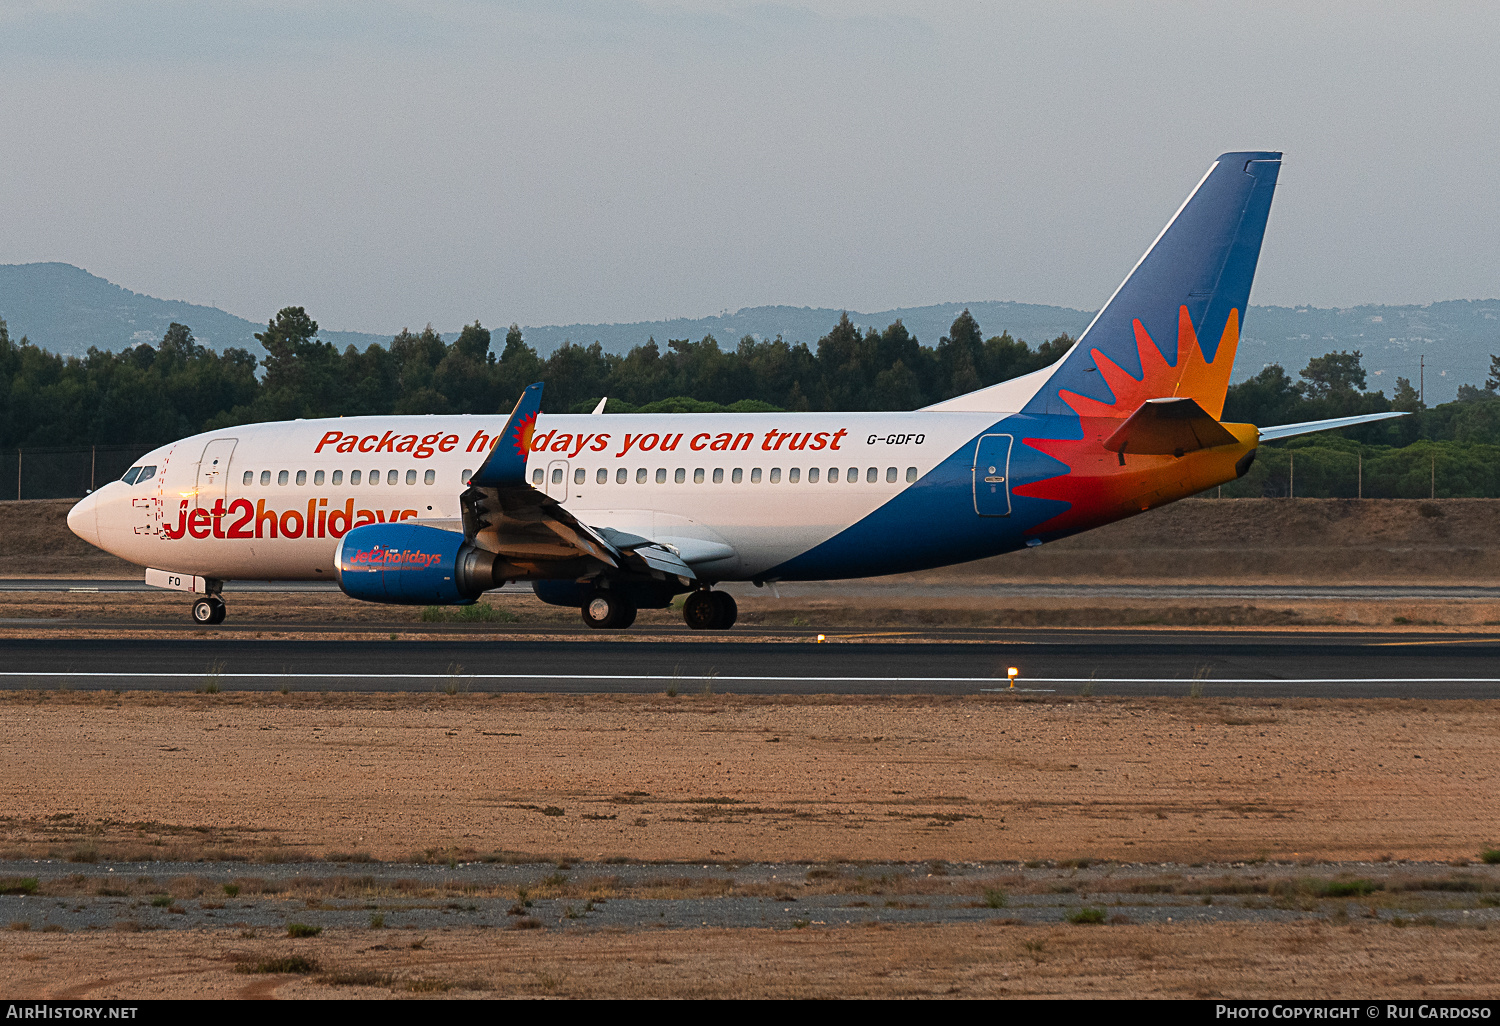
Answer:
[222,883,240,897]
[421,602,519,624]
[369,912,385,929]
[982,888,1008,909]
[1067,907,1107,924]
[1480,849,1500,865]
[287,923,323,938]
[197,659,225,695]
[0,878,38,895]
[239,956,320,975]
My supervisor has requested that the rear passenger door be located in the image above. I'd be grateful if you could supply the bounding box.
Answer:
[972,434,1013,516]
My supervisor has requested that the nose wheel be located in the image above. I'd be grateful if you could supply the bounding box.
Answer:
[191,596,226,626]
[683,590,736,630]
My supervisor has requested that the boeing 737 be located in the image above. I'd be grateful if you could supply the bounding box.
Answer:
[67,151,1402,629]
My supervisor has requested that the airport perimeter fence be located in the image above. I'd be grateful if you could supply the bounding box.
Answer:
[0,445,156,500]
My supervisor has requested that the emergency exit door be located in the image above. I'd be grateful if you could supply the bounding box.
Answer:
[973,434,1013,516]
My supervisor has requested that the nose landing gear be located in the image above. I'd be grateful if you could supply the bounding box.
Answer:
[191,595,226,625]
[683,589,737,630]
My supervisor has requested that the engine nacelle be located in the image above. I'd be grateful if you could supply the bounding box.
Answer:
[335,523,500,605]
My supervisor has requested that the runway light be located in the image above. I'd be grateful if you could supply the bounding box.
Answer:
[1007,666,1019,689]
[816,634,825,643]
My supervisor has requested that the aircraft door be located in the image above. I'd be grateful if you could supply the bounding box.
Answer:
[972,434,1013,516]
[545,460,570,501]
[195,438,238,510]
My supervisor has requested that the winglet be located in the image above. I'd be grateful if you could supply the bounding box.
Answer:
[469,382,544,488]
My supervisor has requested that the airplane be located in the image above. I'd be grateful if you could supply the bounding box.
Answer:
[67,150,1403,629]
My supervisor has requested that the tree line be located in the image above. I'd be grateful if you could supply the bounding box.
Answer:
[5,303,1500,497]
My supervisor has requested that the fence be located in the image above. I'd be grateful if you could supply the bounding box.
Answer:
[1,446,156,500]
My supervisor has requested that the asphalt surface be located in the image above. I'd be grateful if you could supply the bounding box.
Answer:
[7,578,1500,601]
[3,631,1500,697]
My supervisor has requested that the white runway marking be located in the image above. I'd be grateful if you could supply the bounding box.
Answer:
[4,672,1500,684]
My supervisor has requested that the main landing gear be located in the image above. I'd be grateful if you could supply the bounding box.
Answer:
[581,590,638,630]
[191,595,226,626]
[683,590,737,631]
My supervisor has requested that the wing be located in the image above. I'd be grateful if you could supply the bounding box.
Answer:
[461,384,697,584]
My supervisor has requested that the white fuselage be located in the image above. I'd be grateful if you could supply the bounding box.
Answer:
[68,410,1006,583]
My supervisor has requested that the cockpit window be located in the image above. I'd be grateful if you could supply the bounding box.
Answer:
[121,467,142,485]
[137,466,156,484]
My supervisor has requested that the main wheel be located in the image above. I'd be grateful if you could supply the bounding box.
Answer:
[581,591,636,630]
[192,596,226,625]
[684,590,735,630]
[711,591,737,628]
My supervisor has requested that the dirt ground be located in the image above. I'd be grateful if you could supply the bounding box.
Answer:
[2,692,1495,866]
[4,921,1496,999]
[11,496,1500,584]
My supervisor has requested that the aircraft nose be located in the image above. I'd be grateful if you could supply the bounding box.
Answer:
[67,491,101,548]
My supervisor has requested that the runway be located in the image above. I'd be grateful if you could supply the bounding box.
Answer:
[4,631,1500,697]
[6,578,1500,601]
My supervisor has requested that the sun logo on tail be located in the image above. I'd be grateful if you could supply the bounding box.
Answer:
[511,410,538,457]
[1013,306,1240,535]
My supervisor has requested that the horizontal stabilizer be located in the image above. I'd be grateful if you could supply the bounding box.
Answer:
[1258,411,1408,441]
[1103,397,1239,455]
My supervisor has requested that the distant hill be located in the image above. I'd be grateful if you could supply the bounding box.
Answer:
[3,262,1496,402]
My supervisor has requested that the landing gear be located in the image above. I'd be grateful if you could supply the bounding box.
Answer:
[581,590,637,630]
[683,590,737,630]
[191,595,226,626]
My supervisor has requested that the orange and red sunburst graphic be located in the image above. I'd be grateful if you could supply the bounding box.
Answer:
[1013,306,1240,536]
[511,410,538,457]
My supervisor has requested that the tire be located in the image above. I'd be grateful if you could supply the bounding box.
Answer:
[682,591,719,630]
[192,596,225,625]
[712,591,737,629]
[581,591,635,630]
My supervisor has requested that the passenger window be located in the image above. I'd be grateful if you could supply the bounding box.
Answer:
[261,470,271,486]
[278,470,289,486]
[406,469,417,485]
[770,468,781,483]
[121,467,141,485]
[333,470,344,485]
[597,468,608,484]
[693,468,704,484]
[675,468,686,483]
[886,467,897,483]
[532,468,543,485]
[551,468,563,484]
[906,467,918,483]
[574,468,585,485]
[655,468,666,484]
[387,469,398,485]
[314,470,325,486]
[808,467,820,483]
[351,470,362,485]
[731,468,742,483]
[461,469,472,484]
[636,468,647,484]
[788,468,800,483]
[713,468,723,483]
[424,469,435,485]
[866,467,877,483]
[370,469,380,485]
[296,470,307,486]
[242,471,252,486]
[751,468,762,483]
[847,467,858,483]
[617,468,627,484]
[827,467,839,483]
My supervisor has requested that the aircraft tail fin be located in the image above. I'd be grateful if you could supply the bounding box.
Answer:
[470,382,544,488]
[1030,151,1281,421]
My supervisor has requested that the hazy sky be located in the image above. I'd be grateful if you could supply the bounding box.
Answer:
[2,1,1496,333]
